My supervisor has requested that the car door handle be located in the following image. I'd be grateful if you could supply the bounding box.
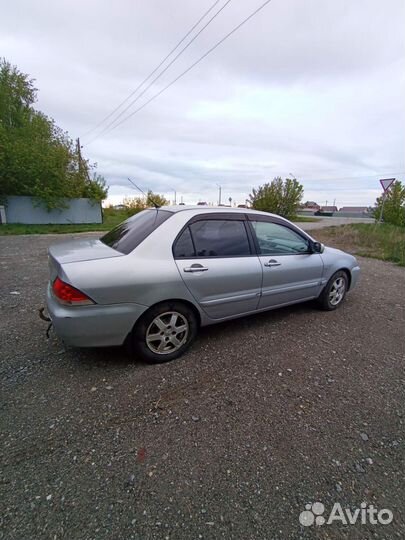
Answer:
[183,265,209,273]
[264,259,281,267]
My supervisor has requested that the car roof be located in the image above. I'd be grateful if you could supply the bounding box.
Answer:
[158,205,282,219]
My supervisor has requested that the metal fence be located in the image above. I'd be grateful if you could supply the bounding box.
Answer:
[2,196,102,224]
[4,197,103,225]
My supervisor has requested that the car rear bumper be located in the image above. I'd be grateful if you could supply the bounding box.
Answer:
[350,265,361,290]
[46,285,148,347]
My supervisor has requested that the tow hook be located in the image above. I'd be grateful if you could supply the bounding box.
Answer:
[38,307,53,338]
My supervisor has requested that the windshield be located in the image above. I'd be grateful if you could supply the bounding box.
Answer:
[100,209,172,254]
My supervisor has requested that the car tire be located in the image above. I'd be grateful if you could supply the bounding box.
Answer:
[317,270,348,311]
[131,301,198,363]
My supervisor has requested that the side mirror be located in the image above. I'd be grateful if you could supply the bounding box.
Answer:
[312,241,324,253]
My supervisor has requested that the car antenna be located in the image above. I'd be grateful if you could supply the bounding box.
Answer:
[127,177,160,209]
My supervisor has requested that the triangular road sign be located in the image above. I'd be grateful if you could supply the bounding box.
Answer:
[380,178,395,192]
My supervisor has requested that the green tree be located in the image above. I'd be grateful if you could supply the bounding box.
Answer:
[249,177,304,218]
[145,191,169,207]
[123,195,147,215]
[373,181,405,227]
[123,191,169,215]
[0,58,108,209]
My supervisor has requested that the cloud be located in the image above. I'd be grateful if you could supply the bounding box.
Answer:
[1,0,404,206]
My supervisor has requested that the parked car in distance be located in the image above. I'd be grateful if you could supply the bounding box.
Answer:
[46,206,360,363]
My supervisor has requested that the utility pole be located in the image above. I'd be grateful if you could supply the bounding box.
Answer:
[76,137,90,180]
[170,188,177,205]
[76,138,82,175]
[217,184,222,206]
[379,193,387,223]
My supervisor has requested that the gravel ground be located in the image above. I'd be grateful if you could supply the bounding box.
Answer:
[1,234,404,540]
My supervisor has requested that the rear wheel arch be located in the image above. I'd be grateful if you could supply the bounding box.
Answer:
[146,299,201,326]
[130,299,201,335]
[125,299,201,361]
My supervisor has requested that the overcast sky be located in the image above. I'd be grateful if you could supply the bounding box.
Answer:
[1,0,404,206]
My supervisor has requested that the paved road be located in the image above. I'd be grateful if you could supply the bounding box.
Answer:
[294,217,375,231]
[1,234,404,539]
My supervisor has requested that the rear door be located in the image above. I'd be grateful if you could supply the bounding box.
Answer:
[248,218,324,309]
[173,215,262,319]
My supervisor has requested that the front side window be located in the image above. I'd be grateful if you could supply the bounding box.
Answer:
[251,221,310,255]
[101,209,172,254]
[174,219,251,258]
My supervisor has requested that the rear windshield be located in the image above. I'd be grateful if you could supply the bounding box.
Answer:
[101,209,172,254]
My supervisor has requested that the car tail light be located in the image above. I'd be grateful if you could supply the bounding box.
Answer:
[52,277,95,306]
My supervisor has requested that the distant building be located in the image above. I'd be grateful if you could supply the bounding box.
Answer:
[320,206,338,213]
[338,206,370,214]
[302,201,320,210]
[298,201,320,215]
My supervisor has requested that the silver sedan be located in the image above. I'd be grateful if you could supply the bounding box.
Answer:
[46,206,360,362]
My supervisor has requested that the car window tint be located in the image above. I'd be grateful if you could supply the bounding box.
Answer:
[173,227,195,258]
[251,221,310,255]
[101,209,172,254]
[189,220,251,257]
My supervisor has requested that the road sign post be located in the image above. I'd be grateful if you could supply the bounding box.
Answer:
[378,178,395,223]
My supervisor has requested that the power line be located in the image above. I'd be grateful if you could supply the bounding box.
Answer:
[83,0,231,142]
[85,0,273,145]
[85,0,233,144]
[82,0,223,138]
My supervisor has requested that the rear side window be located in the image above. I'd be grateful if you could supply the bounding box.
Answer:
[186,219,251,257]
[173,227,195,258]
[101,209,172,254]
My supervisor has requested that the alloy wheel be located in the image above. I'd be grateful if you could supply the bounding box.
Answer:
[329,277,346,306]
[145,311,189,354]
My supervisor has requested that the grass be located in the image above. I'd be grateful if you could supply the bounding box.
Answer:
[314,223,405,266]
[0,209,320,235]
[0,223,110,235]
[1,210,403,265]
[292,215,320,222]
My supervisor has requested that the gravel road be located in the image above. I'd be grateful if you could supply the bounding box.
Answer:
[1,234,404,540]
[293,217,375,231]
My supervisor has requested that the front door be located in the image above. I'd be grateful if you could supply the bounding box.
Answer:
[174,218,262,319]
[249,220,324,309]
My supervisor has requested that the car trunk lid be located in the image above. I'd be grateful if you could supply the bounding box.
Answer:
[48,238,123,281]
